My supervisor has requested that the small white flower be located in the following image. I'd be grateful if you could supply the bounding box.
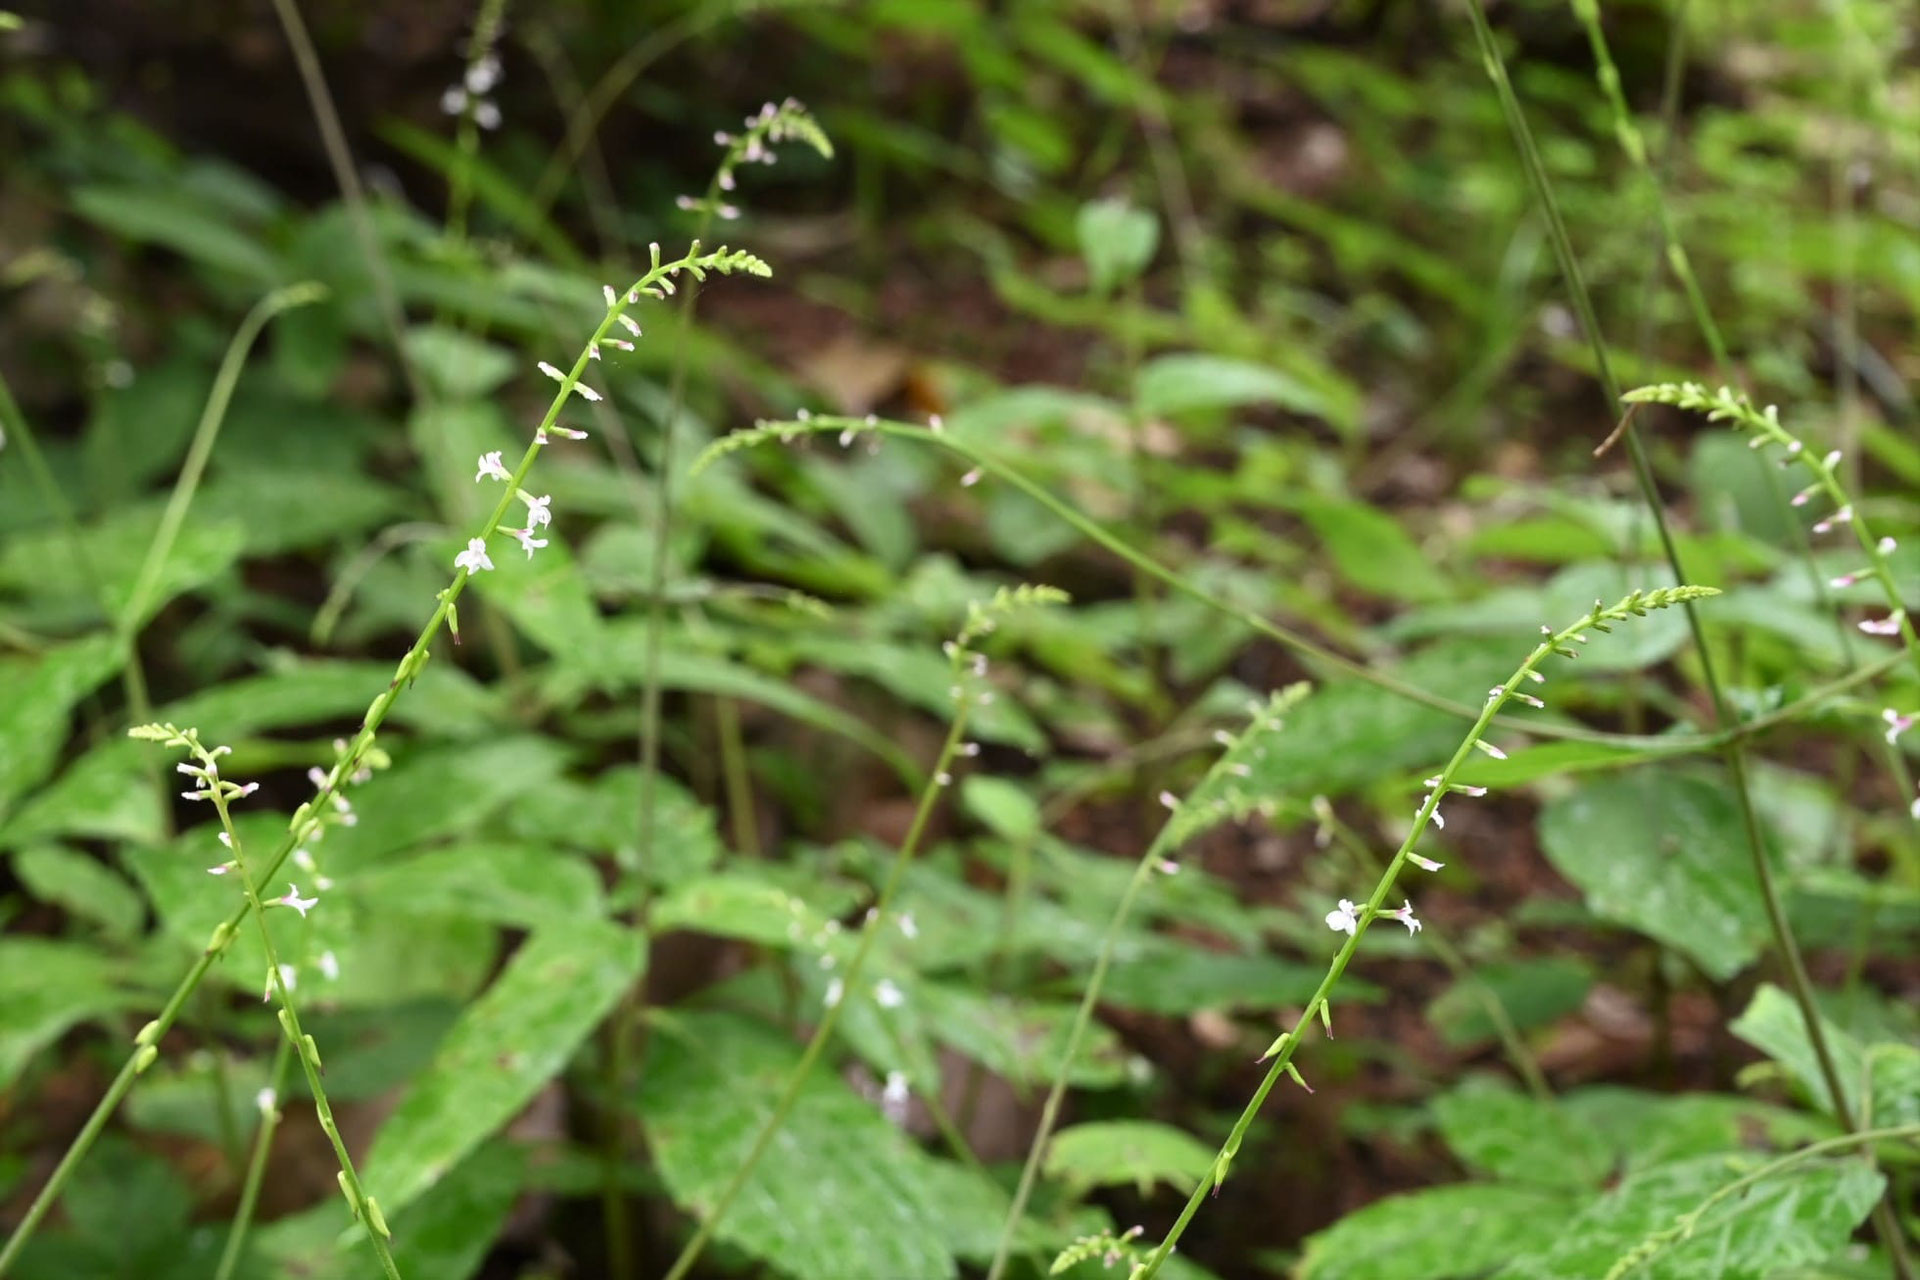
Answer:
[1156,859,1180,875]
[875,979,905,1008]
[960,468,982,487]
[617,314,641,336]
[465,53,501,95]
[1830,572,1862,589]
[440,86,468,116]
[897,913,918,939]
[520,495,550,529]
[455,537,494,574]
[207,862,234,876]
[293,848,316,872]
[1159,791,1179,811]
[276,884,319,918]
[824,977,845,1008]
[1812,505,1853,534]
[1409,853,1445,872]
[506,526,548,558]
[1884,709,1914,746]
[1386,900,1422,935]
[473,101,501,130]
[318,950,340,981]
[1325,899,1359,936]
[1879,536,1898,556]
[1860,612,1906,636]
[475,450,511,482]
[256,1087,278,1116]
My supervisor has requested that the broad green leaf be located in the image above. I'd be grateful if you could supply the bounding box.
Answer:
[252,1141,524,1280]
[638,1011,958,1280]
[0,939,133,1089]
[962,775,1042,842]
[782,635,1047,750]
[160,658,501,739]
[1233,638,1516,800]
[1298,1184,1575,1280]
[405,325,518,399]
[651,872,833,946]
[1498,1154,1883,1279]
[1432,1077,1611,1190]
[1044,1120,1214,1195]
[916,982,1132,1088]
[1096,943,1337,1015]
[1077,198,1159,293]
[1136,353,1329,420]
[7,1139,220,1279]
[1425,956,1592,1049]
[72,183,281,283]
[1731,984,1920,1129]
[362,921,644,1217]
[1537,769,1773,980]
[1453,738,1664,790]
[0,505,244,630]
[0,739,163,849]
[1292,494,1447,602]
[11,845,144,938]
[1388,562,1690,673]
[194,467,407,555]
[0,635,123,819]
[1557,1087,1828,1172]
[317,737,569,872]
[347,842,606,928]
[502,767,721,888]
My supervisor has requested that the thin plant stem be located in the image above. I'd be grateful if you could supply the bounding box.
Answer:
[661,713,973,1280]
[698,413,1909,759]
[214,1036,294,1280]
[1135,589,1716,1278]
[1315,805,1551,1102]
[1459,7,1914,1272]
[117,284,326,639]
[661,586,1059,1280]
[986,688,1306,1280]
[601,106,816,1278]
[520,22,625,259]
[0,246,730,1273]
[265,0,424,405]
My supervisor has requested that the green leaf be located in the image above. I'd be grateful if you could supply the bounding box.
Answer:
[1432,1077,1612,1190]
[1498,1153,1883,1279]
[1731,984,1920,1129]
[404,325,519,399]
[0,635,123,820]
[1425,956,1593,1049]
[0,939,133,1089]
[1097,943,1337,1015]
[194,466,407,556]
[1298,1183,1576,1280]
[1045,1120,1215,1196]
[318,737,569,873]
[347,842,607,928]
[1234,639,1517,800]
[0,505,245,630]
[11,845,144,938]
[501,767,721,889]
[650,872,834,946]
[0,740,164,848]
[160,658,501,739]
[638,1011,958,1280]
[1536,769,1773,980]
[72,183,281,283]
[1291,494,1448,602]
[1557,1087,1828,1172]
[962,775,1042,842]
[362,921,644,1218]
[1135,353,1329,420]
[1077,198,1159,293]
[7,1139,220,1279]
[916,982,1131,1088]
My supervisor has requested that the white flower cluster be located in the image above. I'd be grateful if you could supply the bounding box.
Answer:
[440,49,502,130]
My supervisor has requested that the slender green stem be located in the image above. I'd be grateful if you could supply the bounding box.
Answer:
[1460,8,1914,1272]
[603,110,806,1278]
[701,414,1906,759]
[661,712,975,1280]
[214,1037,294,1280]
[0,249,717,1273]
[1605,1123,1920,1280]
[199,745,400,1276]
[118,284,326,638]
[1316,805,1551,1102]
[265,0,423,405]
[1137,590,1713,1278]
[986,689,1305,1280]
